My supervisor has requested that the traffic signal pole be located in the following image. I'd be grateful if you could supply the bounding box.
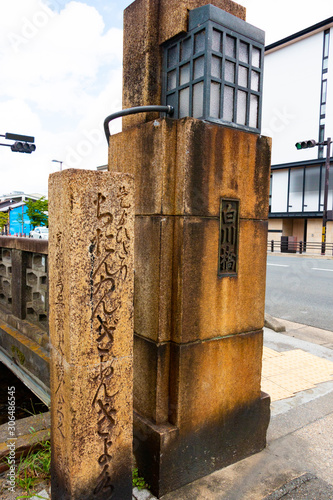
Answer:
[322,137,332,255]
[0,132,36,153]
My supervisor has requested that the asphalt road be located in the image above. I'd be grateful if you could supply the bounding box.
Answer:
[265,254,333,332]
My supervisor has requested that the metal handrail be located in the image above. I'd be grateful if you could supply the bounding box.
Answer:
[268,239,333,255]
[103,105,174,144]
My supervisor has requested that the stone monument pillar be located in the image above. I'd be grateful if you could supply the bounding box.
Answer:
[49,170,134,500]
[109,0,271,497]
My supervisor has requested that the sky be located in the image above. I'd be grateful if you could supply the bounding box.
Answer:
[0,0,332,197]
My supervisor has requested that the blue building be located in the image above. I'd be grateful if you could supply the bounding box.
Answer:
[0,192,45,236]
[8,202,32,236]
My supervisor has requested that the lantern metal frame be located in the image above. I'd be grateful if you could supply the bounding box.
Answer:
[162,4,265,133]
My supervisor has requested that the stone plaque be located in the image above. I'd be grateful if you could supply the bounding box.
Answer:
[218,198,239,277]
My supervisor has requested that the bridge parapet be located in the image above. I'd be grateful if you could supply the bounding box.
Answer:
[0,237,50,405]
[0,246,12,312]
[0,237,48,332]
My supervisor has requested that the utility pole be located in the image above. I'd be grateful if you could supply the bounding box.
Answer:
[295,137,332,255]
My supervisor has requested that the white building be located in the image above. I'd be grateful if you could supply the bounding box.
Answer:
[263,17,333,252]
[0,191,43,203]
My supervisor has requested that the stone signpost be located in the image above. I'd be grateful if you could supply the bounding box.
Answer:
[108,0,272,497]
[49,170,134,499]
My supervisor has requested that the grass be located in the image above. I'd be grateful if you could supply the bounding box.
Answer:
[15,427,51,499]
[132,467,149,490]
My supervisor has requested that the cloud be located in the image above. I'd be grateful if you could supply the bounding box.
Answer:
[0,1,122,116]
[0,0,124,196]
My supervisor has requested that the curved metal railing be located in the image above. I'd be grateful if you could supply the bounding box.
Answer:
[103,105,174,144]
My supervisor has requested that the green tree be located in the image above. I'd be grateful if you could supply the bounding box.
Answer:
[0,212,9,231]
[25,197,48,228]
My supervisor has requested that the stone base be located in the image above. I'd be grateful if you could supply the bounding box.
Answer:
[134,392,270,498]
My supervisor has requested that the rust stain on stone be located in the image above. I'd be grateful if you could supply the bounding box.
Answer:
[0,321,50,362]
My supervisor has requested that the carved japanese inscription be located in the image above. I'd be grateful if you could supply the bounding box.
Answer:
[90,187,132,497]
[218,198,239,277]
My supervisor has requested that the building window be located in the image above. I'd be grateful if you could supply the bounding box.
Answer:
[271,166,325,215]
[271,170,288,213]
[289,168,304,212]
[318,29,330,159]
[323,30,330,71]
[321,79,327,116]
[304,166,320,211]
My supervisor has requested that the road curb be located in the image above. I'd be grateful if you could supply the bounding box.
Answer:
[264,314,286,332]
[268,251,333,260]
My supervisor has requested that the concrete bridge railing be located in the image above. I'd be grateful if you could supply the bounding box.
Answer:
[0,236,50,405]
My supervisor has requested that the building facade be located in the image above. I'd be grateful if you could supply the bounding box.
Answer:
[262,17,333,252]
[0,192,44,236]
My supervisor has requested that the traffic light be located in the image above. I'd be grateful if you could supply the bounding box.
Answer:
[295,139,317,150]
[10,141,36,153]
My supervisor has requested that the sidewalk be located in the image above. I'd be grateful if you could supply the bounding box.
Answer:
[134,319,333,500]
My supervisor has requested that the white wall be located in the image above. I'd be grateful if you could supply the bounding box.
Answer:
[262,31,324,165]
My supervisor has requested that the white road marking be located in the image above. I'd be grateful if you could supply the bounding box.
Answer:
[267,263,289,267]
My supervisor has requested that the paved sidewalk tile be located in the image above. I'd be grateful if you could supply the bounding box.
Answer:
[263,347,283,359]
[261,346,333,402]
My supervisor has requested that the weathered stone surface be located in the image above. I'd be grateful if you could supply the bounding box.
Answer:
[168,330,264,429]
[0,308,48,348]
[0,236,48,254]
[175,119,271,219]
[158,0,246,44]
[131,216,267,343]
[123,0,246,129]
[11,249,28,320]
[110,119,177,215]
[134,216,173,343]
[48,169,134,500]
[0,320,50,391]
[172,217,268,343]
[108,115,271,494]
[51,354,133,499]
[109,118,271,220]
[133,327,265,430]
[133,334,170,424]
[134,386,271,498]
